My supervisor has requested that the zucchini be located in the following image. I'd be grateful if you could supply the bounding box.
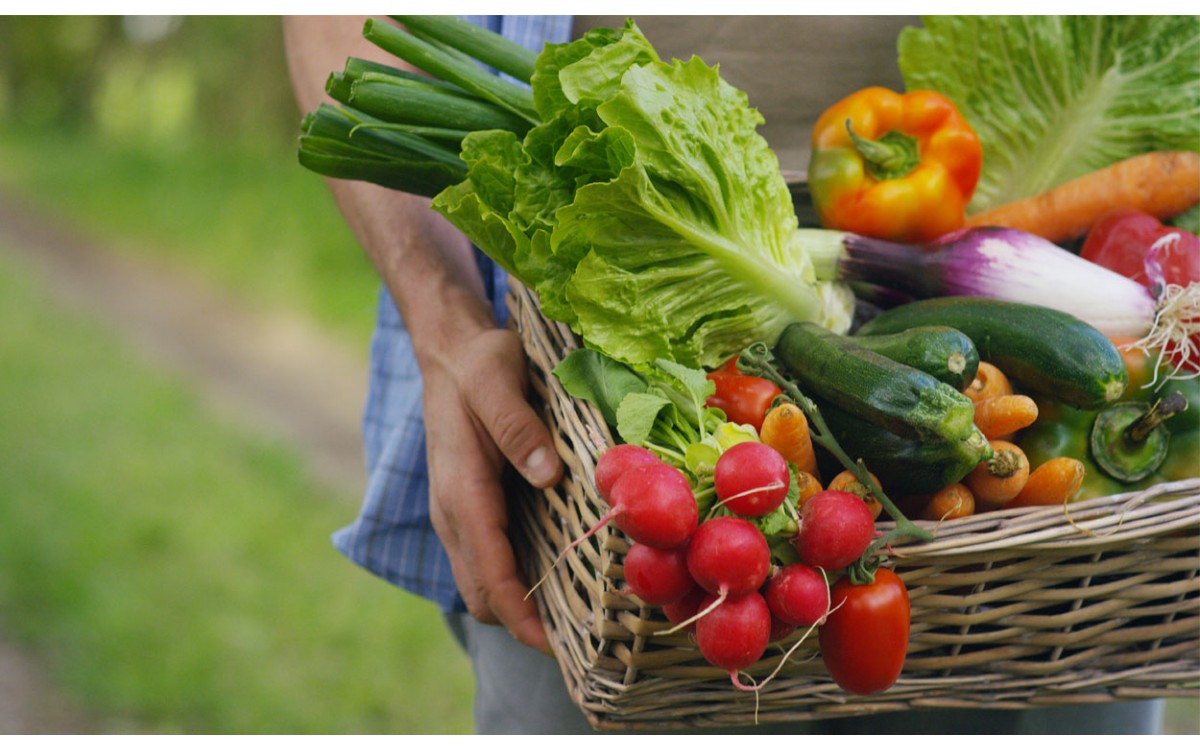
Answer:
[856,297,1127,410]
[853,326,979,391]
[814,397,993,496]
[775,322,977,443]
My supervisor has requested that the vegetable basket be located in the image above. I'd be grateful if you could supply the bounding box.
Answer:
[506,276,1200,732]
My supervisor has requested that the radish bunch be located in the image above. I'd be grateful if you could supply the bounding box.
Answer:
[597,438,881,689]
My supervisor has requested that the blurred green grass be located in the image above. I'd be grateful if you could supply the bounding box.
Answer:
[0,124,380,351]
[0,246,474,733]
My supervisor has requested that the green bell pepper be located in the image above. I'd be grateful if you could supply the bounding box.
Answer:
[1019,372,1198,500]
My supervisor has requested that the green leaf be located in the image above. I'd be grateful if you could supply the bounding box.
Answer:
[899,16,1200,213]
[653,358,714,405]
[616,391,675,447]
[551,349,646,427]
[531,26,625,121]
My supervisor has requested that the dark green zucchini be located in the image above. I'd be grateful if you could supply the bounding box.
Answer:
[774,322,976,443]
[856,297,1127,410]
[853,326,979,391]
[814,396,993,496]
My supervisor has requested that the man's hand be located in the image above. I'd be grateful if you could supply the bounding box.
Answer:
[423,326,561,652]
[282,15,563,652]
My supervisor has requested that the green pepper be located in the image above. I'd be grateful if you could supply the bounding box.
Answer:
[1020,400,1126,500]
[1090,392,1188,483]
[1158,375,1200,482]
[1019,375,1198,500]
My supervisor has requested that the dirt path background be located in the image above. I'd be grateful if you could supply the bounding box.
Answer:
[0,193,371,733]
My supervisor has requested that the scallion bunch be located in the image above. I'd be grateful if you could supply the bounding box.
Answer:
[298,16,542,198]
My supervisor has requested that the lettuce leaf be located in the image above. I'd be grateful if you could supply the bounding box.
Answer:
[899,16,1200,214]
[432,21,853,371]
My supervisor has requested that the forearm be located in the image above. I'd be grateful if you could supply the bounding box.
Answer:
[282,16,496,367]
[283,17,558,649]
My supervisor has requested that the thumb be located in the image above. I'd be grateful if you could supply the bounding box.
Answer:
[464,341,563,489]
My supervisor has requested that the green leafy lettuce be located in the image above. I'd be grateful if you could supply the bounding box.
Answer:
[898,15,1200,214]
[552,348,800,539]
[434,21,853,371]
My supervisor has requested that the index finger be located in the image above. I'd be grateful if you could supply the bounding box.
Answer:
[460,479,550,653]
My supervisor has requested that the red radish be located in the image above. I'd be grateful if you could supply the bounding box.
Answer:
[694,591,772,688]
[713,441,791,517]
[662,585,707,632]
[595,444,660,500]
[622,543,694,606]
[529,461,697,598]
[769,615,798,643]
[686,517,771,598]
[764,563,830,627]
[661,516,771,634]
[792,490,875,570]
[608,462,699,548]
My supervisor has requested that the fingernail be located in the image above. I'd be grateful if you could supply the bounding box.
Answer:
[524,446,557,487]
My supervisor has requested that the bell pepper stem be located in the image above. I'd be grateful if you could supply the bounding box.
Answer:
[1127,392,1188,444]
[845,119,921,182]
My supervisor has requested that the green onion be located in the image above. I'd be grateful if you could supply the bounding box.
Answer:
[304,104,464,166]
[347,77,532,135]
[298,138,466,197]
[342,57,469,93]
[362,18,538,125]
[391,15,539,84]
[349,122,472,148]
[298,104,467,197]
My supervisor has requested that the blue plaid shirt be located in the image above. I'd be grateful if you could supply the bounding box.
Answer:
[332,15,573,613]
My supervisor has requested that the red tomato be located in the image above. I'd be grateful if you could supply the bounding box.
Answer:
[705,371,781,432]
[1080,210,1200,288]
[1081,211,1200,374]
[716,355,742,373]
[818,568,910,695]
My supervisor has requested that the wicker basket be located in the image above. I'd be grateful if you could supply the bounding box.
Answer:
[506,279,1200,732]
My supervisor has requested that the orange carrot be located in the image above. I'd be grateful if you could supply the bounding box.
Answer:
[794,470,823,507]
[973,394,1039,439]
[920,483,975,521]
[964,151,1200,243]
[1003,457,1087,509]
[759,402,819,479]
[828,469,882,520]
[962,361,1012,405]
[965,440,1030,509]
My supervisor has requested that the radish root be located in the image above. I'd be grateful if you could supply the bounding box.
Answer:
[706,481,787,517]
[525,508,616,600]
[727,567,837,702]
[653,589,727,635]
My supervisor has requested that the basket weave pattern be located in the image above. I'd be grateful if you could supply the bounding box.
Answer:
[507,280,1200,731]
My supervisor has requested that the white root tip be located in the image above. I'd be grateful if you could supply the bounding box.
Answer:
[1128,281,1200,387]
[652,589,726,636]
[707,481,787,516]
